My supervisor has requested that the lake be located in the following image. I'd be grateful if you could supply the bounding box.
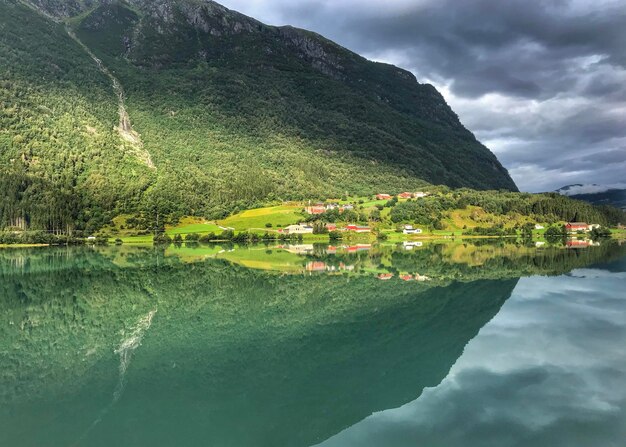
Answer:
[1,240,625,446]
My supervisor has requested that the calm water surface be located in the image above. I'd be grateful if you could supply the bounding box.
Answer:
[1,241,625,446]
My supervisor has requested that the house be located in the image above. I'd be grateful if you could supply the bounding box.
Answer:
[340,204,354,212]
[398,192,413,199]
[403,225,423,235]
[325,203,340,211]
[376,194,392,200]
[326,223,337,232]
[304,206,326,215]
[378,273,394,280]
[283,224,314,235]
[345,225,371,233]
[403,241,423,250]
[414,192,429,198]
[400,274,414,282]
[535,224,545,230]
[566,222,589,233]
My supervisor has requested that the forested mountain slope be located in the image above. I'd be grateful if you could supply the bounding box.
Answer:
[1,0,517,232]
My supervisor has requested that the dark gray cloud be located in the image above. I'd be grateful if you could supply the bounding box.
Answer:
[219,0,626,191]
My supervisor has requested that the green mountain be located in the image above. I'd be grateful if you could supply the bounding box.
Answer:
[1,0,517,232]
[556,185,626,211]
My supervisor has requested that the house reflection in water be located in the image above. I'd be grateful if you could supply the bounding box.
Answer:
[306,261,355,273]
[566,239,600,248]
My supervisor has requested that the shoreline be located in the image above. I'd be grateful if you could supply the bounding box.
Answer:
[0,244,50,248]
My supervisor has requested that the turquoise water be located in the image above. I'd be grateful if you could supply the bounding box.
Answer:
[0,241,625,446]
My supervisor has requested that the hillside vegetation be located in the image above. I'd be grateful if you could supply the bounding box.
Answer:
[1,0,518,234]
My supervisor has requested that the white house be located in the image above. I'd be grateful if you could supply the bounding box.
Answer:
[283,224,314,235]
[414,192,429,198]
[535,224,545,230]
[403,225,423,235]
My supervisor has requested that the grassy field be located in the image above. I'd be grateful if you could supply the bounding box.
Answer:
[111,234,154,244]
[219,205,305,231]
[166,218,223,235]
[442,206,545,232]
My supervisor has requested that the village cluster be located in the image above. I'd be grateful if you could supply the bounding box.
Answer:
[279,223,423,235]
[278,192,431,235]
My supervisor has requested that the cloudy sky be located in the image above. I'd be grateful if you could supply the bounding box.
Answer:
[219,0,626,192]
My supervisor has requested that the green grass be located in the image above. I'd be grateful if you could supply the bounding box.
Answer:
[110,234,154,244]
[166,219,223,235]
[219,205,305,231]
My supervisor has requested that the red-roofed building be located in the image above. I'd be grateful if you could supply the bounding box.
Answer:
[376,194,392,200]
[378,273,394,280]
[305,206,326,215]
[326,223,337,231]
[566,222,588,233]
[398,192,413,199]
[346,225,371,233]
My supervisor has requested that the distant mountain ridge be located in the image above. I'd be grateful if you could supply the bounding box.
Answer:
[556,184,626,210]
[1,0,516,232]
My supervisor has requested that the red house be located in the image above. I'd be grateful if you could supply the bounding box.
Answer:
[398,192,413,199]
[346,225,371,233]
[305,206,326,215]
[376,194,392,200]
[566,222,588,233]
[378,273,394,280]
[326,223,337,231]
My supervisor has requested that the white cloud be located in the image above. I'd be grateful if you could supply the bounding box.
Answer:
[557,183,626,195]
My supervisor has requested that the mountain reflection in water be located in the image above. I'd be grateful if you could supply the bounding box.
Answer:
[0,241,624,446]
